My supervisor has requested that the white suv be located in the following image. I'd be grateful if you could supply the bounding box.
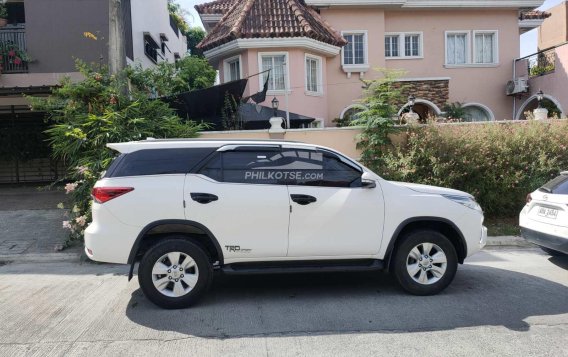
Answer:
[85,139,487,309]
[520,172,568,256]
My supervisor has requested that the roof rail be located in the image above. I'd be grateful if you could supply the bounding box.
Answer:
[140,138,304,143]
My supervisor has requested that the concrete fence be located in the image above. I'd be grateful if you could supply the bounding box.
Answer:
[200,127,365,159]
[199,120,536,160]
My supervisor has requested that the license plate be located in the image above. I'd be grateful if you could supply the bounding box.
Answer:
[537,207,559,219]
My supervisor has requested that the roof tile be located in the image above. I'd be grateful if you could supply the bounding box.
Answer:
[196,0,347,50]
[519,10,551,20]
[195,0,236,15]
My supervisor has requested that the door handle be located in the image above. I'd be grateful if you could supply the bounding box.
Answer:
[190,193,218,204]
[290,194,317,205]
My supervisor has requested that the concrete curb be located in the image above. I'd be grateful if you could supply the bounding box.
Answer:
[0,252,82,263]
[485,236,532,247]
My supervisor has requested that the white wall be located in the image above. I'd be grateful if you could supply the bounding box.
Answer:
[129,0,188,68]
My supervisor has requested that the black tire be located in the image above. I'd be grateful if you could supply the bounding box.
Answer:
[393,229,458,296]
[540,246,567,257]
[138,237,212,309]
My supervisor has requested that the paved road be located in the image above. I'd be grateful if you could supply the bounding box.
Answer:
[0,248,567,357]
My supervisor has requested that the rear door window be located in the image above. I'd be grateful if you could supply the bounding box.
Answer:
[199,147,286,184]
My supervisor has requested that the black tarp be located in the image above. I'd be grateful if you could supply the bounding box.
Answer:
[163,79,248,129]
[163,78,315,130]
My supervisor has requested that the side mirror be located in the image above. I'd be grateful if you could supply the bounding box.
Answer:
[362,179,376,189]
[361,171,376,189]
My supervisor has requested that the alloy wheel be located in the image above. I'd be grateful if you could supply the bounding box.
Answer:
[406,242,448,285]
[151,251,199,297]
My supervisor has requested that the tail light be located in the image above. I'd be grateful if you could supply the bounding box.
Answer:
[526,193,532,204]
[92,187,134,204]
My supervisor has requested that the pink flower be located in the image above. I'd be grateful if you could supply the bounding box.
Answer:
[13,57,21,65]
[75,216,87,227]
[8,50,15,57]
[64,182,78,194]
[76,166,89,175]
[62,221,72,229]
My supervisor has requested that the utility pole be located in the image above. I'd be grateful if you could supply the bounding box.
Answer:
[108,0,127,76]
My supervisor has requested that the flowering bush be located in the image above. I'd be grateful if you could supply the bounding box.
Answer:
[31,61,206,242]
[0,42,30,72]
[373,120,568,218]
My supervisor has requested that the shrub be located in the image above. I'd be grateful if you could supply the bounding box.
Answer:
[441,102,470,122]
[31,61,205,242]
[374,121,568,218]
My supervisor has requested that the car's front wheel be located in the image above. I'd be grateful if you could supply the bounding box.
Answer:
[393,230,458,295]
[138,237,212,309]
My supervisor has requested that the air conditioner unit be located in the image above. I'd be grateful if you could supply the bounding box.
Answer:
[506,78,529,96]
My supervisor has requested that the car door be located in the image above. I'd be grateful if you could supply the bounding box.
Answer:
[184,145,291,260]
[285,147,384,257]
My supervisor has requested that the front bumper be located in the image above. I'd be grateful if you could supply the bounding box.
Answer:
[520,227,568,254]
[480,225,487,249]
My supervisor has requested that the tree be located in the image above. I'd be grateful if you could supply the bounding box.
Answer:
[127,56,216,97]
[186,27,206,57]
[30,61,205,242]
[167,0,190,34]
[176,56,216,90]
[351,68,406,172]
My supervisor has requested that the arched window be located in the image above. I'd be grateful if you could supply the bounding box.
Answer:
[462,103,495,122]
[397,99,442,121]
[336,104,366,126]
[516,95,564,120]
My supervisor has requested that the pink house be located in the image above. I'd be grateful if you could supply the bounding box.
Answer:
[196,0,548,126]
[513,1,568,119]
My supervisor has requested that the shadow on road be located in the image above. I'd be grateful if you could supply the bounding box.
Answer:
[549,255,568,270]
[125,263,568,338]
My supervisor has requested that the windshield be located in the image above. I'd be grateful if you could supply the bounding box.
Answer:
[539,173,568,195]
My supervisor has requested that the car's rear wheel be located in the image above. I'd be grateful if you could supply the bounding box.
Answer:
[539,246,567,257]
[138,237,212,309]
[393,230,458,295]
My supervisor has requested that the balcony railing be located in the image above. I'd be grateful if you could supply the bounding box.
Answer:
[0,25,28,74]
[526,47,556,78]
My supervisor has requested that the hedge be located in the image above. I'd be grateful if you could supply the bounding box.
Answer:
[376,120,568,218]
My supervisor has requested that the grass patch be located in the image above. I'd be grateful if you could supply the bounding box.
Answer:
[486,217,520,237]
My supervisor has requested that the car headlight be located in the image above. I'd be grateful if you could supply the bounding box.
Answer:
[442,194,483,212]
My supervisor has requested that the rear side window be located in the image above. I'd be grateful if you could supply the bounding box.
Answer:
[103,154,125,178]
[199,149,285,184]
[108,148,216,177]
[540,174,568,195]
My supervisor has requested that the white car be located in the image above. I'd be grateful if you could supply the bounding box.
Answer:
[85,139,487,309]
[520,172,568,256]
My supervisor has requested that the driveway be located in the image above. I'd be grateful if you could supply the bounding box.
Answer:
[0,248,567,356]
[0,185,69,255]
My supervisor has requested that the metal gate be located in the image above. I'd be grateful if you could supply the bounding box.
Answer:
[0,106,64,184]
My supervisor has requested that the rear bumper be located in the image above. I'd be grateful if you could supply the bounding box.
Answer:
[84,204,140,264]
[520,227,568,254]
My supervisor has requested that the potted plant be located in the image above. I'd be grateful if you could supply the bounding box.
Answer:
[0,4,8,28]
[0,42,30,74]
